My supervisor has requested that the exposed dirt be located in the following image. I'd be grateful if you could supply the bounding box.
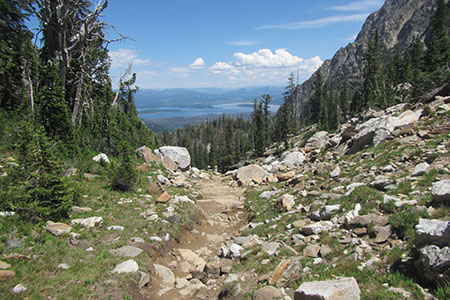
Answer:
[144,174,247,299]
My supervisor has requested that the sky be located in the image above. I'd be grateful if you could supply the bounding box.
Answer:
[29,0,385,89]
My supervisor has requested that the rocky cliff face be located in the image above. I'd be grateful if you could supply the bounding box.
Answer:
[293,0,445,124]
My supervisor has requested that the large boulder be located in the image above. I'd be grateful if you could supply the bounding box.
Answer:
[305,131,329,151]
[432,180,450,203]
[415,218,450,248]
[156,146,191,171]
[236,164,268,185]
[135,146,157,164]
[347,116,396,154]
[294,277,361,300]
[280,151,305,166]
[415,245,450,285]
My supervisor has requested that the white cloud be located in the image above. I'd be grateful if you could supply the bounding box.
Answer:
[233,48,302,68]
[210,61,237,74]
[328,0,383,12]
[109,48,151,69]
[227,40,259,46]
[256,13,369,30]
[171,66,190,78]
[207,49,323,86]
[189,58,205,69]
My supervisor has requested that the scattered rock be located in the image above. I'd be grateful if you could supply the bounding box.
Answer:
[0,270,15,282]
[236,164,268,186]
[373,225,392,244]
[415,218,450,247]
[294,277,361,300]
[72,206,92,213]
[305,131,329,151]
[277,194,295,211]
[253,286,282,300]
[154,264,175,288]
[156,191,171,203]
[70,216,103,228]
[167,213,183,224]
[92,153,110,163]
[262,242,280,256]
[11,284,27,294]
[58,263,70,270]
[330,165,341,178]
[178,248,206,273]
[416,245,450,285]
[109,246,144,258]
[347,214,389,228]
[139,271,150,289]
[277,171,296,181]
[107,225,124,231]
[432,180,450,203]
[0,261,11,269]
[281,151,306,166]
[45,221,71,236]
[411,162,430,176]
[113,259,139,274]
[135,145,157,164]
[304,245,321,258]
[156,146,191,170]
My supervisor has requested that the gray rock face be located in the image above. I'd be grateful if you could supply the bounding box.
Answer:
[305,131,329,150]
[415,218,450,247]
[109,246,144,258]
[236,164,268,185]
[153,264,175,288]
[416,245,450,284]
[262,242,280,256]
[253,286,282,300]
[432,180,450,203]
[294,277,361,300]
[280,151,306,166]
[157,146,191,170]
[411,162,431,176]
[292,0,438,125]
[113,259,139,274]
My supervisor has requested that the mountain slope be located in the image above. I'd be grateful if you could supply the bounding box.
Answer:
[293,0,447,123]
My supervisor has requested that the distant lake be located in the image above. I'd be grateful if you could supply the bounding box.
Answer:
[138,102,280,119]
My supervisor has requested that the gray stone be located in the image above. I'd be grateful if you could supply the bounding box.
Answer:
[416,245,450,285]
[301,221,335,236]
[230,243,244,259]
[304,245,321,258]
[370,176,396,191]
[411,162,430,176]
[294,277,361,300]
[107,225,124,231]
[45,221,72,236]
[157,146,191,170]
[58,263,70,270]
[224,273,239,284]
[319,205,341,220]
[348,116,396,154]
[109,246,144,258]
[178,248,206,273]
[347,214,389,228]
[72,206,93,213]
[138,271,150,289]
[330,166,341,178]
[278,194,296,211]
[167,213,183,224]
[113,259,139,274]
[92,153,110,163]
[12,284,27,294]
[305,131,329,150]
[130,237,145,243]
[253,286,282,300]
[373,225,392,244]
[236,164,268,185]
[7,239,22,248]
[70,216,103,228]
[153,264,175,288]
[415,218,450,247]
[432,180,450,203]
[262,242,280,256]
[281,151,306,166]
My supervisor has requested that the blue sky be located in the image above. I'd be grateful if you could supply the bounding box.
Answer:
[31,0,385,89]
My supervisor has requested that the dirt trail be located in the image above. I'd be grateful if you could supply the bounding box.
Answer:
[145,174,247,299]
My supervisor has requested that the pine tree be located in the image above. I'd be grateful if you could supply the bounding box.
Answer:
[252,99,265,156]
[363,30,385,109]
[310,70,323,124]
[262,94,272,148]
[339,75,350,121]
[11,124,72,222]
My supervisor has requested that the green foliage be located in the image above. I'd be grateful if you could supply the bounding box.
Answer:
[252,95,272,156]
[8,124,72,222]
[389,207,424,247]
[274,73,296,143]
[110,153,137,192]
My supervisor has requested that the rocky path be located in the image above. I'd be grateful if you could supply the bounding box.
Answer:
[145,174,247,299]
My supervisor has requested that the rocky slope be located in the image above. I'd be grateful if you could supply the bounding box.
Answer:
[293,0,446,123]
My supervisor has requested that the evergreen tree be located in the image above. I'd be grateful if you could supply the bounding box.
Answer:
[310,70,323,124]
[252,99,265,156]
[262,94,272,148]
[10,124,72,222]
[363,30,385,109]
[339,75,350,121]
